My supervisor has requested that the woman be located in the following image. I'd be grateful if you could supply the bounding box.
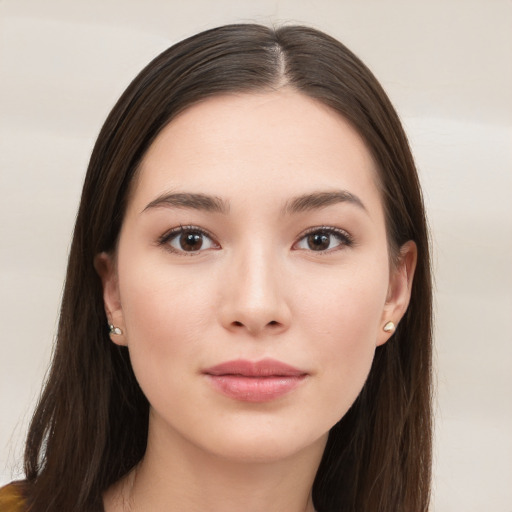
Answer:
[0,23,432,512]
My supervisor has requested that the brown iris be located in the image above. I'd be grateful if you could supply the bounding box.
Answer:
[179,231,204,251]
[307,232,330,251]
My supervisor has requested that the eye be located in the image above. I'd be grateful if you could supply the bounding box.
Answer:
[159,226,219,254]
[293,227,353,252]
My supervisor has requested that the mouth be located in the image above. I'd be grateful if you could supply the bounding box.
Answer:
[202,358,308,403]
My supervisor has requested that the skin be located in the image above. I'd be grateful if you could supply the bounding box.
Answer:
[96,89,416,512]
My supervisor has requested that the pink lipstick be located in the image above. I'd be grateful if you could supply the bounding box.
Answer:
[203,358,307,402]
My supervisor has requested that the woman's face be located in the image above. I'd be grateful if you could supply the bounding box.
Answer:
[98,89,414,463]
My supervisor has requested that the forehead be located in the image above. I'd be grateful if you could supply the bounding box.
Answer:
[130,89,381,215]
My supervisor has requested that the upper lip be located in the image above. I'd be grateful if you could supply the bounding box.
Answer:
[203,358,307,377]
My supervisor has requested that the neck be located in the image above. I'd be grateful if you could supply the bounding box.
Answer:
[105,416,325,512]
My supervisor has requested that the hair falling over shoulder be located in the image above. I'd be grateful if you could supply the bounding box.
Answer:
[21,23,433,512]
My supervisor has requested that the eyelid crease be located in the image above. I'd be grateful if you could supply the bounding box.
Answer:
[297,225,354,241]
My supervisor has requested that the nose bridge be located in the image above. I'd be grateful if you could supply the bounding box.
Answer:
[239,242,276,302]
[220,238,290,334]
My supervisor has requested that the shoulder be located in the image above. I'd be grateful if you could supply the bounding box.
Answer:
[0,482,27,512]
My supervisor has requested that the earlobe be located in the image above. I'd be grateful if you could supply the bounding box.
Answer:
[377,240,417,346]
[94,252,127,346]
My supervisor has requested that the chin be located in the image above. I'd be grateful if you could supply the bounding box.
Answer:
[194,421,329,465]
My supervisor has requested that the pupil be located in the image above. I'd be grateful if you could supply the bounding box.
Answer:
[180,232,203,251]
[308,233,329,251]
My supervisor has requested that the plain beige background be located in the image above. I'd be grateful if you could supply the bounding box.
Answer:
[1,1,511,511]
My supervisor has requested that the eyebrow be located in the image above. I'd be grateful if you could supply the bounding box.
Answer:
[142,192,230,214]
[142,189,366,216]
[283,190,367,215]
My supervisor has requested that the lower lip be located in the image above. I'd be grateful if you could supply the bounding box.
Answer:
[205,375,306,402]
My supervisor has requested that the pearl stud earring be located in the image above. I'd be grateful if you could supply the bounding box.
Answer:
[383,321,395,333]
[109,324,123,335]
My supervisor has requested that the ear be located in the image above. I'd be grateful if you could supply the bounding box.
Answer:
[377,240,417,346]
[94,252,127,346]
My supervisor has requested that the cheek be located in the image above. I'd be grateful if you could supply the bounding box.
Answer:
[295,258,389,343]
[117,258,216,379]
[293,260,388,415]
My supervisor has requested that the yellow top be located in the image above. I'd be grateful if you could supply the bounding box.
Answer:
[0,483,26,512]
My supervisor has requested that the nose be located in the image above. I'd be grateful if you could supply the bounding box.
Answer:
[218,245,291,337]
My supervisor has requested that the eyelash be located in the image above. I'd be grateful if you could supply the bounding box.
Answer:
[158,225,219,256]
[293,226,354,253]
[157,225,354,255]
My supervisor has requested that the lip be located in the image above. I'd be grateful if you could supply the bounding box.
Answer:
[203,358,308,403]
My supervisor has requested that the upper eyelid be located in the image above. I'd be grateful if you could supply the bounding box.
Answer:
[296,225,352,240]
[161,224,213,238]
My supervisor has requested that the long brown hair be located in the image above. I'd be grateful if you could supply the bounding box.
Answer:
[22,24,432,512]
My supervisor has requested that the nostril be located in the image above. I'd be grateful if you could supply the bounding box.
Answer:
[268,320,278,326]
[233,321,243,327]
